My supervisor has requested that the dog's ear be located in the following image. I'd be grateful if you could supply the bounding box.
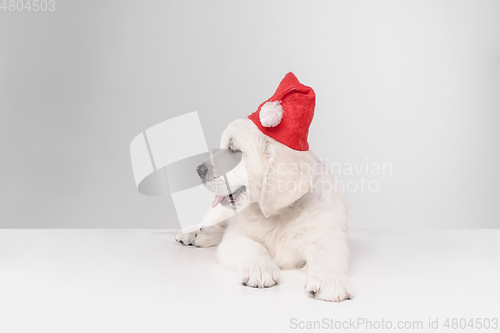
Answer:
[259,140,312,217]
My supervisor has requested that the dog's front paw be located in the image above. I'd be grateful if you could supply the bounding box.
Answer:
[175,230,196,246]
[191,227,224,247]
[238,258,280,288]
[305,271,352,302]
[175,227,223,248]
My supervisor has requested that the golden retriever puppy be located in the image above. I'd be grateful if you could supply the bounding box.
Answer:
[176,73,352,302]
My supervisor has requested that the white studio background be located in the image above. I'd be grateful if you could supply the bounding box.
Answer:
[0,0,499,229]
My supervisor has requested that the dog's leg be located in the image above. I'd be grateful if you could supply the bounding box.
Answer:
[218,229,280,288]
[175,222,227,247]
[304,231,352,302]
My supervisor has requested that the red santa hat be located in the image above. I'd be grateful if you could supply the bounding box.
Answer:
[248,72,315,151]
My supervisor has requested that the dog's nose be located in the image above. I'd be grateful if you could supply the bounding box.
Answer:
[196,164,208,178]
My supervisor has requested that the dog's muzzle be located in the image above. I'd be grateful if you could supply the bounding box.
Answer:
[196,149,246,208]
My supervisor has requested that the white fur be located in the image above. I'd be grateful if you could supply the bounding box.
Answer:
[176,118,352,302]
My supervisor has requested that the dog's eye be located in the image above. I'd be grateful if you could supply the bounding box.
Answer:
[229,143,240,153]
[229,146,240,153]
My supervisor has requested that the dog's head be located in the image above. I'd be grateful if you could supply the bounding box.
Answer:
[197,118,313,217]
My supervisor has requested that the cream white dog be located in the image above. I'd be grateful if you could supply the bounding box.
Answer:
[176,117,352,302]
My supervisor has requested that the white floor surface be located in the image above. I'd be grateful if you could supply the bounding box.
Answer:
[1,229,499,332]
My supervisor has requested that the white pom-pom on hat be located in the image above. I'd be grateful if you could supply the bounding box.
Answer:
[259,100,283,127]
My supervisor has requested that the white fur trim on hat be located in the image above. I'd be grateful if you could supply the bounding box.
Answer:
[259,101,283,127]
